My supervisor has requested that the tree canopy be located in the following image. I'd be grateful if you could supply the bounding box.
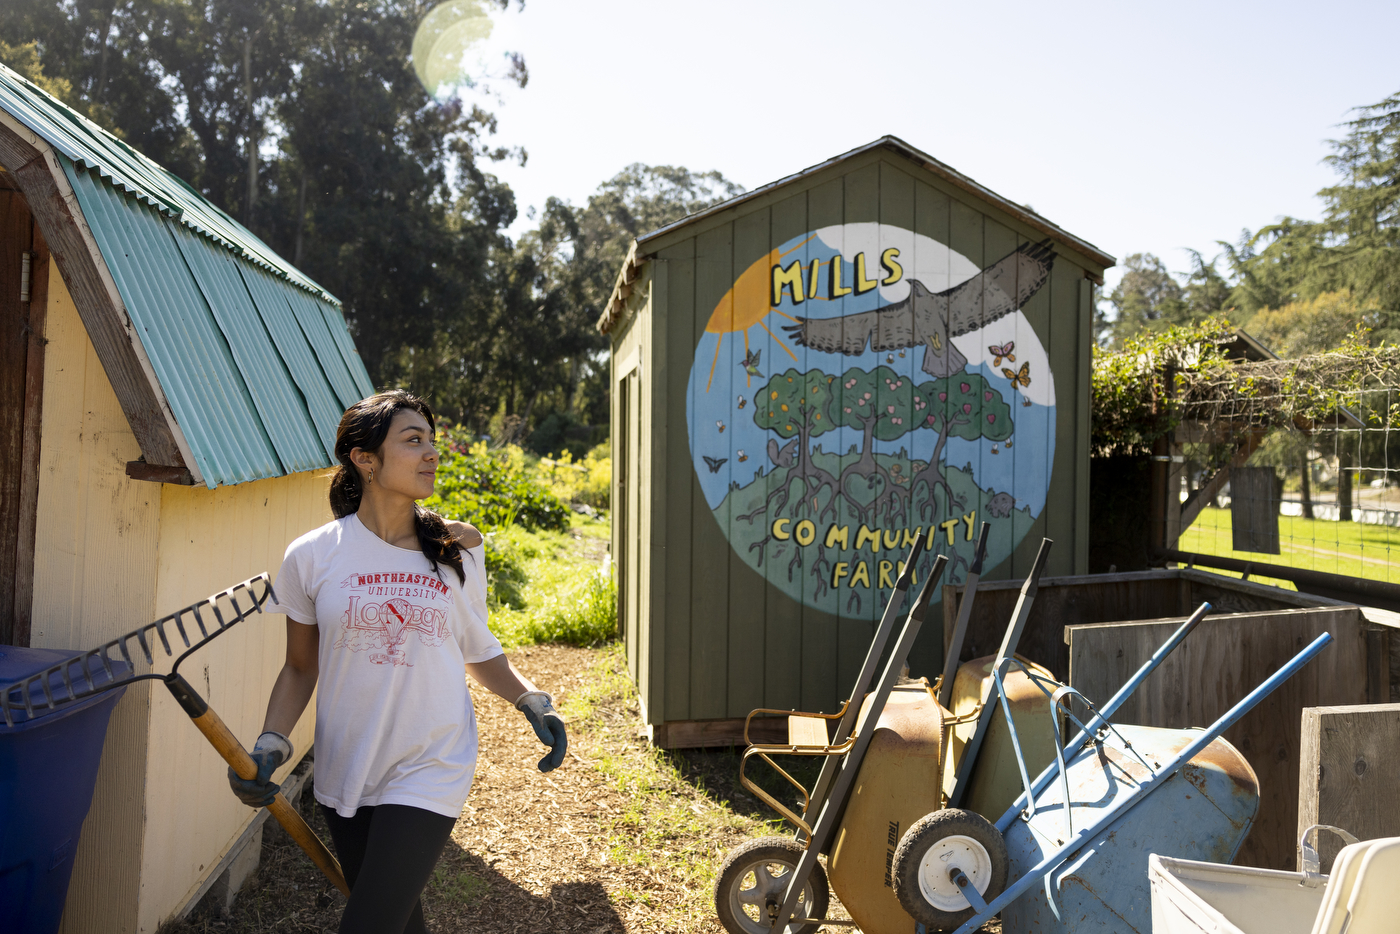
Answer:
[0,3,743,451]
[1101,90,1400,354]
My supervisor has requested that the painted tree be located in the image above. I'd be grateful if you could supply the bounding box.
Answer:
[832,366,921,521]
[750,367,840,521]
[909,373,1013,522]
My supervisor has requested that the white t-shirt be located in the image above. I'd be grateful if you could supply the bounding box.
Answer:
[269,513,503,818]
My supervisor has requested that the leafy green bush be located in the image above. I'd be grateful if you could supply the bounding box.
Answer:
[535,442,611,510]
[483,522,618,648]
[424,429,570,532]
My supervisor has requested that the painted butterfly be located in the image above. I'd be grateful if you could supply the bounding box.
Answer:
[702,456,727,473]
[1002,362,1031,388]
[989,342,1016,366]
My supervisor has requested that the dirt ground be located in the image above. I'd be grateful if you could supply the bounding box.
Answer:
[165,643,995,934]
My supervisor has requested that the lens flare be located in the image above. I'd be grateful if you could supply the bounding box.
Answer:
[411,0,494,98]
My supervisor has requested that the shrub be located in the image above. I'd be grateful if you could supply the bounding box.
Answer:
[535,442,611,510]
[424,429,570,532]
[484,523,618,648]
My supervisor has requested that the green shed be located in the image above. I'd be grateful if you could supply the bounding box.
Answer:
[598,137,1114,746]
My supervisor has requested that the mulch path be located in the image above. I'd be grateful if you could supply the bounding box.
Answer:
[166,643,994,934]
[167,644,771,934]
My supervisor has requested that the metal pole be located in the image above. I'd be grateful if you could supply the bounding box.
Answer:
[952,631,1334,934]
[994,602,1212,832]
[937,522,991,709]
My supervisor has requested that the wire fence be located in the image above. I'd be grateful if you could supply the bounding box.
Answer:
[1169,374,1400,589]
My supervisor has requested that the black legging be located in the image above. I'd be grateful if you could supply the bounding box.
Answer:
[320,803,457,934]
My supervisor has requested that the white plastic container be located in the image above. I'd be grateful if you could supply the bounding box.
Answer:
[1150,841,1400,934]
[1149,854,1322,934]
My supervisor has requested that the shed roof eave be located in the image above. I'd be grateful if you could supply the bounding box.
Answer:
[0,108,204,483]
[635,135,1117,276]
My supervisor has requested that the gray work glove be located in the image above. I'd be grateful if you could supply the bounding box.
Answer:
[515,691,567,772]
[228,731,292,808]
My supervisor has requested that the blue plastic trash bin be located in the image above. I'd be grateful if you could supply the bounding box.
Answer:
[0,645,130,934]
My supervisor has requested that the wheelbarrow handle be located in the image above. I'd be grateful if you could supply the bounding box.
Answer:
[166,675,351,896]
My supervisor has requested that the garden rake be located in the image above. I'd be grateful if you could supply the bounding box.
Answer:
[0,574,350,896]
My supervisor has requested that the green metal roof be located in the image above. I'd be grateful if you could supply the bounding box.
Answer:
[0,63,376,488]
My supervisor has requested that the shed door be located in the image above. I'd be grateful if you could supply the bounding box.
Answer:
[617,365,642,681]
[0,174,46,646]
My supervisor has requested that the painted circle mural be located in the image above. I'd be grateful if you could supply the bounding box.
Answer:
[686,222,1057,619]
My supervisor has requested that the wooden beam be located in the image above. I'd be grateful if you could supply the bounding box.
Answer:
[12,220,48,646]
[0,116,193,474]
[647,716,787,749]
[1298,704,1400,873]
[125,461,196,485]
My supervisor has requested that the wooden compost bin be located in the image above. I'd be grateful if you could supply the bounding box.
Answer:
[599,136,1116,747]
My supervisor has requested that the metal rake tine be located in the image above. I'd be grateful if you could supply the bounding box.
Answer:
[116,635,135,671]
[192,602,212,638]
[58,662,77,705]
[154,619,173,656]
[134,628,155,665]
[38,673,55,711]
[76,654,100,696]
[21,677,36,718]
[98,644,116,680]
[170,610,192,648]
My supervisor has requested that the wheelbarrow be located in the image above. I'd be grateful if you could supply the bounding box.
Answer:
[887,613,1335,933]
[714,533,1063,934]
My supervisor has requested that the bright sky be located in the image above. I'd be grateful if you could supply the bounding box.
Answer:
[470,0,1400,291]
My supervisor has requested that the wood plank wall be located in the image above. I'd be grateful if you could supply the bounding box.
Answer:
[1298,703,1400,872]
[640,151,1096,724]
[1066,606,1369,871]
[137,470,329,932]
[32,262,160,934]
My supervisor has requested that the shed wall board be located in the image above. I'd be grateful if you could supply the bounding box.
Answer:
[139,469,329,932]
[632,149,1099,724]
[31,260,158,934]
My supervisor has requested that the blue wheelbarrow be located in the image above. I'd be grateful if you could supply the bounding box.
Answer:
[886,608,1334,933]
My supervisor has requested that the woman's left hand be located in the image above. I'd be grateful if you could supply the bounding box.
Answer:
[515,691,568,772]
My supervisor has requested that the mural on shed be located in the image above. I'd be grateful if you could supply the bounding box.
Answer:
[686,222,1057,618]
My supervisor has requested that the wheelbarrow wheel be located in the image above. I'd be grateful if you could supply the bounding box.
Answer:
[892,808,1008,931]
[714,836,829,934]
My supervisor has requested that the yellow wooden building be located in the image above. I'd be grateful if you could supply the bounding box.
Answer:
[0,63,373,932]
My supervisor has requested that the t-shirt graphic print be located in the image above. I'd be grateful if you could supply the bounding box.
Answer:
[269,513,503,818]
[336,570,453,665]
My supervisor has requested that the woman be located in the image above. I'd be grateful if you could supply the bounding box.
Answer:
[228,390,567,934]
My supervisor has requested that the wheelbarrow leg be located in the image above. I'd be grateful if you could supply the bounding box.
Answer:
[770,556,948,932]
[948,538,1053,809]
[166,674,351,896]
[937,522,991,709]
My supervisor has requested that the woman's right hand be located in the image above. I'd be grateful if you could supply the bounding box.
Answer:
[228,731,293,807]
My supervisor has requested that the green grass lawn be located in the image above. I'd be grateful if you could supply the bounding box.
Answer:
[1179,506,1400,588]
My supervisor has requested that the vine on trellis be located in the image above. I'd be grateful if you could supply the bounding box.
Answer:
[1092,316,1400,458]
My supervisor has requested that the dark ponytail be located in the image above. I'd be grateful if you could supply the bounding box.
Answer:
[331,390,466,585]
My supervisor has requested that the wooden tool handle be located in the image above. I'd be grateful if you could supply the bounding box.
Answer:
[167,675,351,895]
[267,793,351,895]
